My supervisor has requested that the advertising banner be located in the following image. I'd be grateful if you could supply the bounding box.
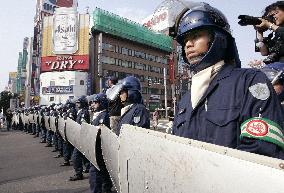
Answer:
[42,85,73,95]
[41,55,89,72]
[53,8,78,54]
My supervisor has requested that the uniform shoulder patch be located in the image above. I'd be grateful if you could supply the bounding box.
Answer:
[249,83,270,100]
[133,116,141,124]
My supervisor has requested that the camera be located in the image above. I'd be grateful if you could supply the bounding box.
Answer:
[238,15,282,64]
[238,15,275,26]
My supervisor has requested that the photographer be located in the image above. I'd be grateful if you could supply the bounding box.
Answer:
[255,1,284,64]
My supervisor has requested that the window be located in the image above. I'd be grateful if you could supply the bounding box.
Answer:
[102,43,115,52]
[49,96,55,102]
[69,96,74,99]
[142,87,148,94]
[69,80,75,86]
[134,51,146,59]
[134,63,145,70]
[101,56,115,65]
[50,81,55,86]
[121,60,128,68]
[128,49,132,56]
[121,47,128,55]
[115,45,120,53]
[80,80,84,85]
[146,54,156,62]
[128,61,133,68]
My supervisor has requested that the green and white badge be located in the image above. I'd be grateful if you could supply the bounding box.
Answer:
[240,117,284,149]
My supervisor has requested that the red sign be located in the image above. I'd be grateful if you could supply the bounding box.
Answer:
[143,12,167,29]
[246,120,269,137]
[41,55,89,72]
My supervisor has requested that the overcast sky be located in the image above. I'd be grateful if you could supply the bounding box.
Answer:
[0,0,277,91]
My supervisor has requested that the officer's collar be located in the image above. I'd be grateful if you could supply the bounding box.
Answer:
[215,63,235,82]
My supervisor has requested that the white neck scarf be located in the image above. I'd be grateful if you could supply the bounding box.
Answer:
[121,104,133,116]
[191,60,224,109]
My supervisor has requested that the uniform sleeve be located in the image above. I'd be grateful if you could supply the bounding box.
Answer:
[238,70,284,158]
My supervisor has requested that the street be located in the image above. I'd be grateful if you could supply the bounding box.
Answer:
[0,129,89,193]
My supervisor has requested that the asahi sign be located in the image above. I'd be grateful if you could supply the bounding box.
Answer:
[53,7,78,54]
[41,55,89,72]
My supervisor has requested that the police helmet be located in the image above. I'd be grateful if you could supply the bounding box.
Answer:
[75,95,88,108]
[107,76,142,104]
[90,93,108,110]
[176,3,240,73]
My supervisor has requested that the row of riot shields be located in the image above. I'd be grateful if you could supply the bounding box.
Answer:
[18,113,36,125]
[41,116,284,193]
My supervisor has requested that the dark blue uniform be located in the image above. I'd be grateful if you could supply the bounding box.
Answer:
[62,107,76,165]
[173,64,284,158]
[115,104,150,135]
[89,110,112,193]
[72,108,90,178]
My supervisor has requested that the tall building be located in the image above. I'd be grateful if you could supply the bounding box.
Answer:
[91,8,176,111]
[40,7,90,105]
[8,72,17,94]
[32,0,78,103]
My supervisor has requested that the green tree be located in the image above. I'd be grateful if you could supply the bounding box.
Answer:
[0,91,12,116]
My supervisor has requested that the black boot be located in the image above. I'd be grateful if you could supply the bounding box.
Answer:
[69,174,83,181]
[60,161,70,166]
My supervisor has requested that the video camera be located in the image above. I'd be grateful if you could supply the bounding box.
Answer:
[238,15,275,26]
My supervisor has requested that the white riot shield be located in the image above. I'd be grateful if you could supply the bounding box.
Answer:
[24,115,29,124]
[44,116,50,130]
[50,116,57,132]
[118,125,284,193]
[65,118,81,150]
[12,114,16,125]
[28,114,35,124]
[81,123,101,169]
[15,115,18,125]
[100,126,120,192]
[58,117,66,141]
[20,113,25,125]
[38,114,42,127]
[34,114,38,125]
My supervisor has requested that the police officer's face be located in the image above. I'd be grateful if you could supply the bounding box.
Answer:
[120,91,128,103]
[91,101,100,111]
[76,102,81,109]
[184,29,211,65]
[273,83,283,95]
[270,7,284,26]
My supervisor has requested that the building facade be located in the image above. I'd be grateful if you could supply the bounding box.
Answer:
[91,9,176,111]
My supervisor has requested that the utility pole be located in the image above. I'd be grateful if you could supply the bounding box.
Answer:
[164,67,168,119]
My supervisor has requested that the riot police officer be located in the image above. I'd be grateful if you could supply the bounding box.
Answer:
[171,3,284,158]
[89,93,113,193]
[69,95,91,181]
[60,99,76,166]
[108,76,150,135]
[40,106,47,143]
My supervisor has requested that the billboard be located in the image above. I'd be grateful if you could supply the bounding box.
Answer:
[41,55,89,72]
[53,8,78,54]
[9,72,17,80]
[42,85,73,94]
[142,10,169,32]
[41,11,90,72]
